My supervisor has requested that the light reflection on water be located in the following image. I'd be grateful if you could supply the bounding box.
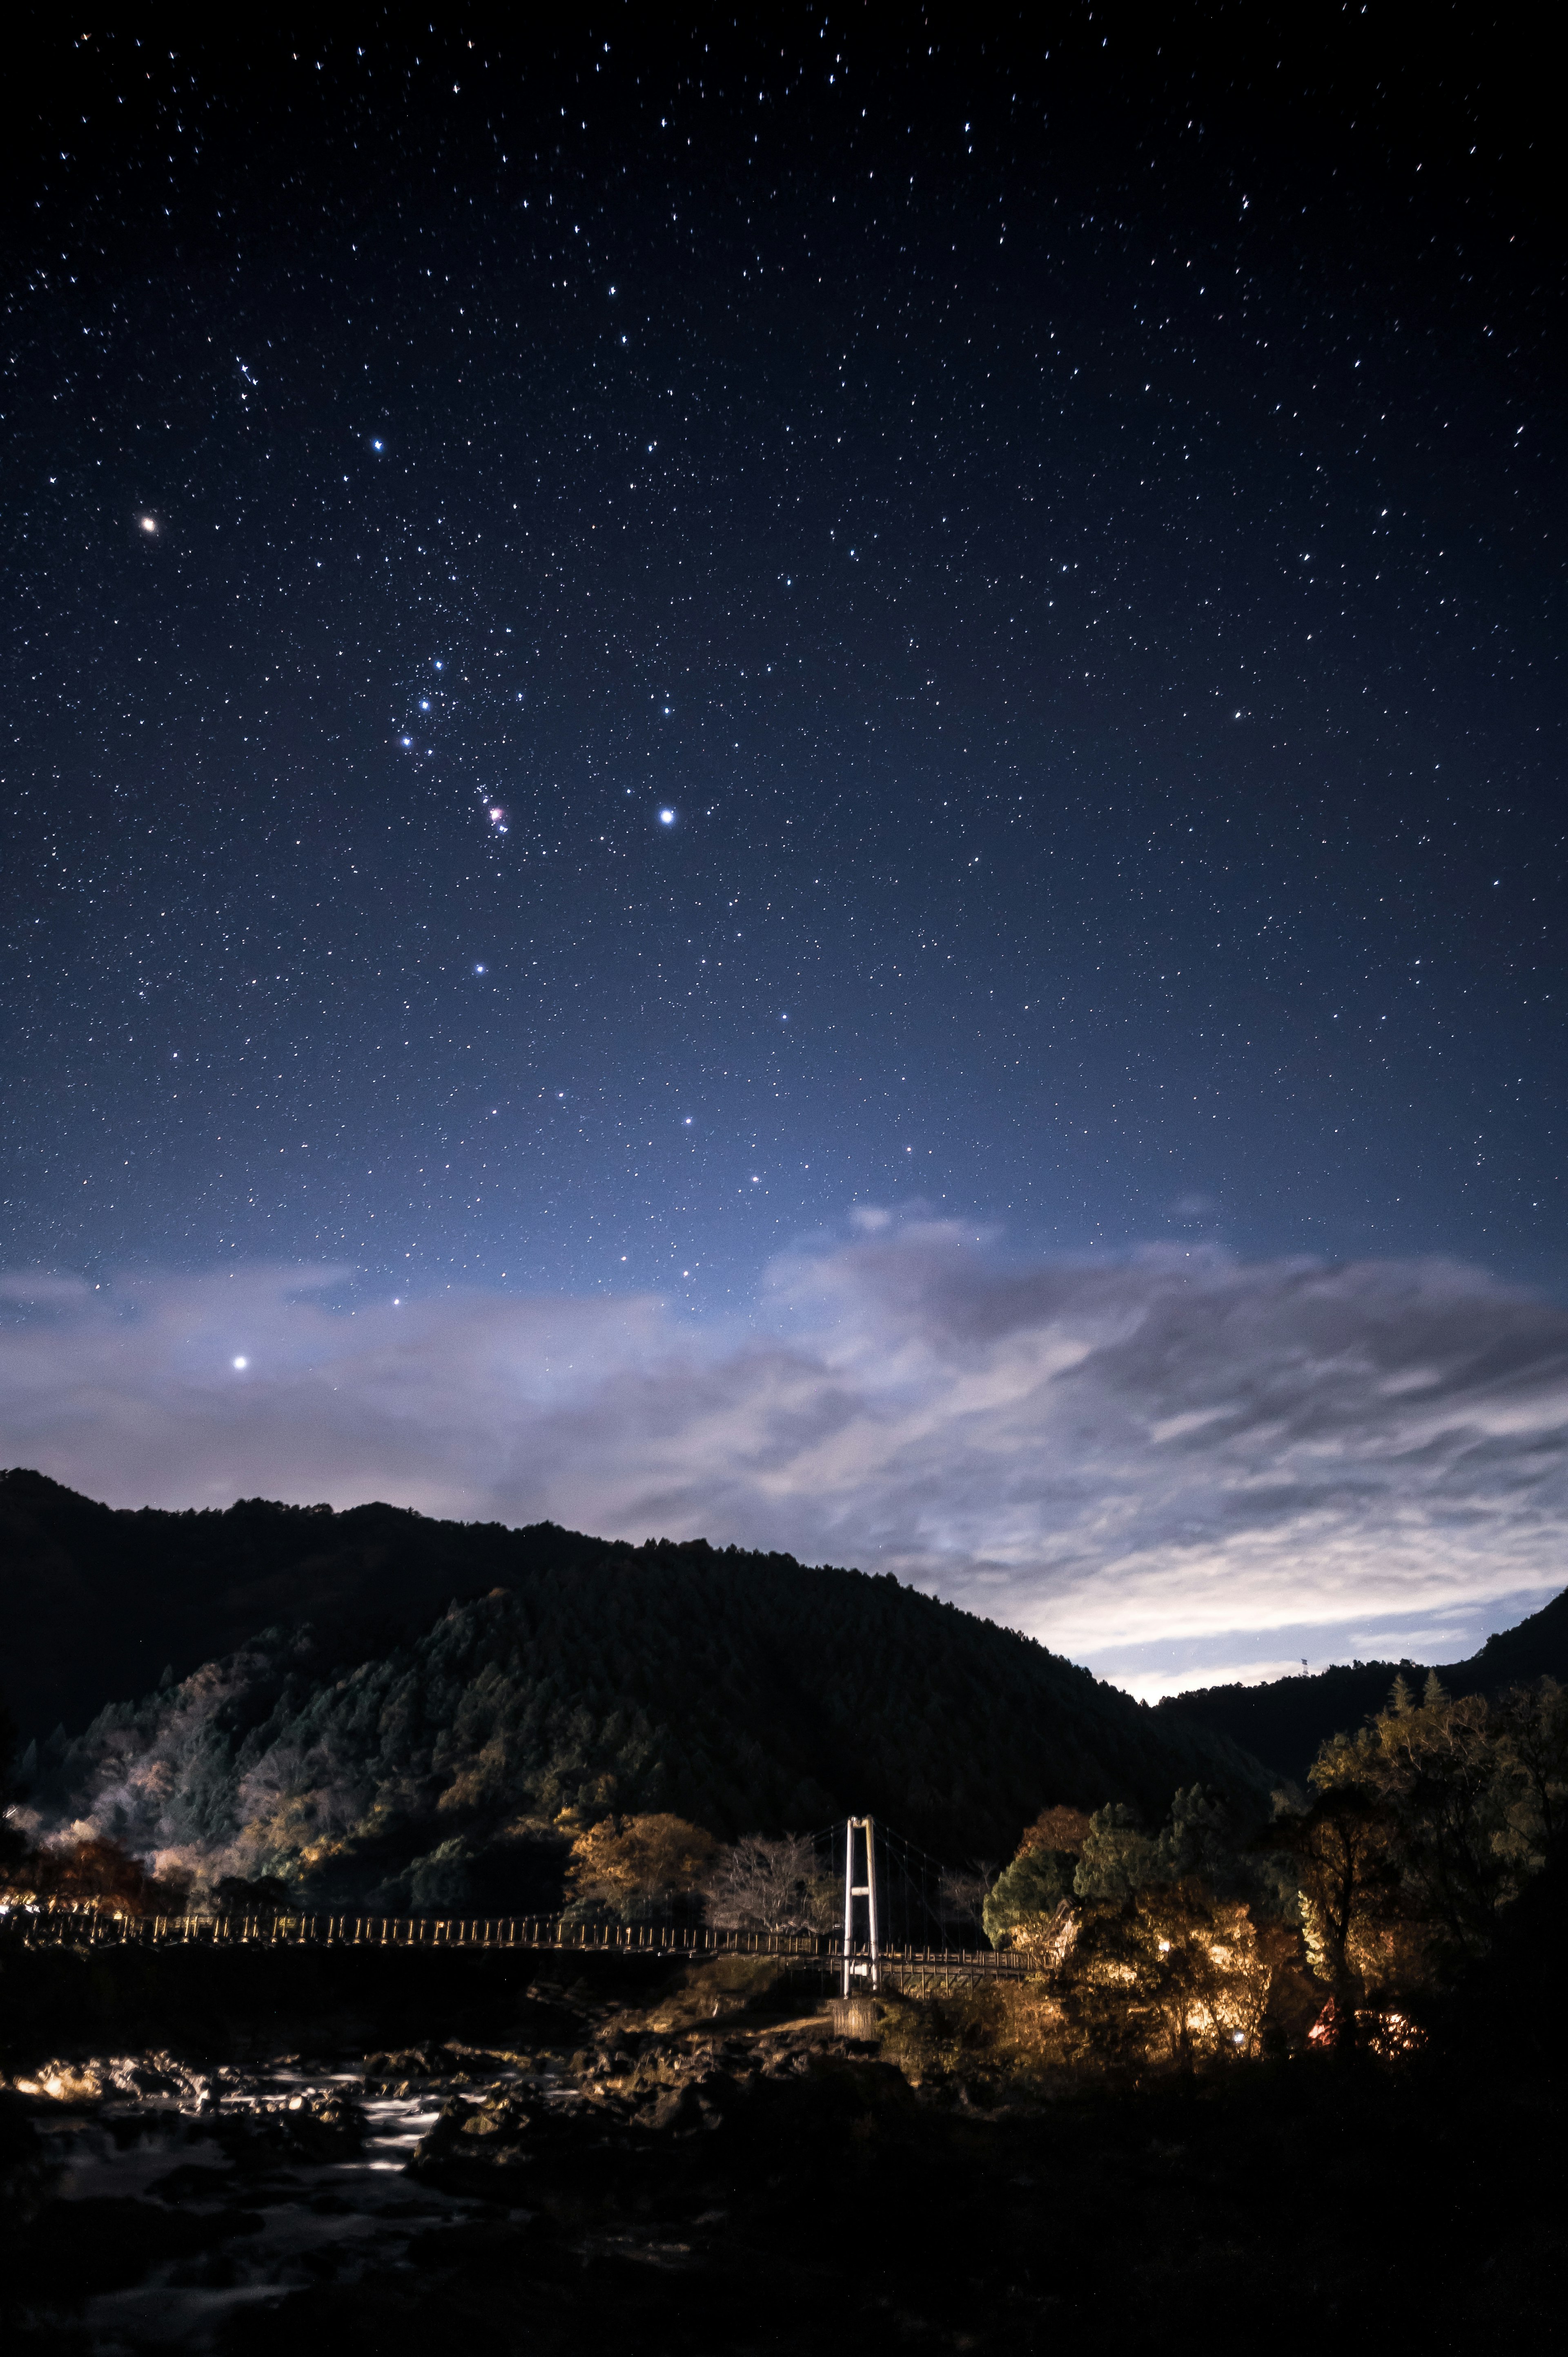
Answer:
[39,2075,521,2352]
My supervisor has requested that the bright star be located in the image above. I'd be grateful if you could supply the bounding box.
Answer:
[232,1356,248,1371]
[659,808,676,825]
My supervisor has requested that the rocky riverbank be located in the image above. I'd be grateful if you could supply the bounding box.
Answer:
[3,1936,1564,2354]
[2,1959,939,2352]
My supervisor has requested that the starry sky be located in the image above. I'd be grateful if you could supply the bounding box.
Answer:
[3,13,1564,1691]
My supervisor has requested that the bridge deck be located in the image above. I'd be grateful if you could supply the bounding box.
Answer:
[6,1909,1022,1988]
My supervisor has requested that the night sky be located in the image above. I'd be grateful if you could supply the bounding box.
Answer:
[3,14,1564,1690]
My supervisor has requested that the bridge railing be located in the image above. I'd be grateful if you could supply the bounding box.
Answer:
[1,1904,1025,1977]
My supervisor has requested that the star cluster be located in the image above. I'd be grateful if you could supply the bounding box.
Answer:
[2,16,1561,1315]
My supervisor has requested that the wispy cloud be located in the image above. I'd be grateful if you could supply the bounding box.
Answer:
[4,1229,1566,1693]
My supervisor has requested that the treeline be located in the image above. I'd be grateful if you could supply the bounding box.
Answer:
[8,1663,1565,2084]
[950,1671,1568,2073]
[7,1542,1266,1913]
[1,1468,664,1738]
[1153,1584,1568,1780]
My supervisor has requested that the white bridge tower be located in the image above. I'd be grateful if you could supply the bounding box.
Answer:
[840,1815,881,1996]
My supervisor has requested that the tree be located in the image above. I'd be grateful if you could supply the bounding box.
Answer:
[0,1704,28,1883]
[1056,1881,1273,2070]
[1307,1677,1545,1960]
[1493,1679,1568,1857]
[1156,1784,1245,1891]
[1267,1783,1404,2016]
[936,1864,995,1938]
[1073,1803,1161,1901]
[212,1873,295,1917]
[26,1836,192,1917]
[566,1813,716,1921]
[702,1833,835,1932]
[1016,1805,1092,1858]
[983,1845,1073,1947]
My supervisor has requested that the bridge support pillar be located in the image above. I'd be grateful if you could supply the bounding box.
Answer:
[840,1816,880,1997]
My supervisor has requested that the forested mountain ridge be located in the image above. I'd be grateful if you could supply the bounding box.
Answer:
[5,1473,1272,1910]
[1154,1584,1568,1780]
[0,1467,626,1739]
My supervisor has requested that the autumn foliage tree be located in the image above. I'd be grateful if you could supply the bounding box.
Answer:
[982,1804,1091,1945]
[1018,1806,1093,1858]
[17,1836,192,1917]
[566,1813,716,1922]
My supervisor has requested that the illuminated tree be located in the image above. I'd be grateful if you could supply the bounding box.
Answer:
[1057,1880,1273,2069]
[1016,1805,1092,1858]
[1305,1676,1562,1964]
[702,1832,836,1932]
[567,1812,716,1921]
[1073,1802,1160,1900]
[26,1835,191,1917]
[1269,1782,1403,2012]
[983,1844,1073,1946]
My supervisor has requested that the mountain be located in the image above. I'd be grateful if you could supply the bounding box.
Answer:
[1153,1585,1568,1782]
[4,1473,1272,1906]
[0,1466,604,1740]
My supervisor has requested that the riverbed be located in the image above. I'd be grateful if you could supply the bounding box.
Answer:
[22,2056,543,2350]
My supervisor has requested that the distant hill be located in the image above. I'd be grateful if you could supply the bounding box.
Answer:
[3,1472,1272,1904]
[1154,1586,1568,1782]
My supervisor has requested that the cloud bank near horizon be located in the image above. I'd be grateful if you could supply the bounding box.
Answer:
[4,1227,1566,1696]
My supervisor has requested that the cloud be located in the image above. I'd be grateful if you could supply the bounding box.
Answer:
[4,1231,1566,1693]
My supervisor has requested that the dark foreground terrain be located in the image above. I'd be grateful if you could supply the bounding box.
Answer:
[2,1884,1563,2357]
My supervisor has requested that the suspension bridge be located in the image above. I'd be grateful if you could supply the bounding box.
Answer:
[6,1817,1021,1992]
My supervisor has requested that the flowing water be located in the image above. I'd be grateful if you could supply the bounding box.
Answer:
[28,2062,542,2350]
